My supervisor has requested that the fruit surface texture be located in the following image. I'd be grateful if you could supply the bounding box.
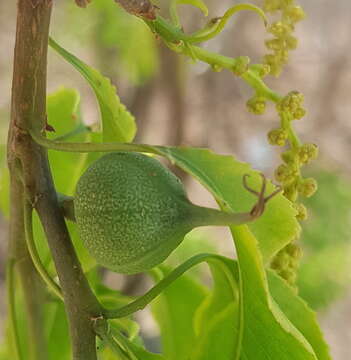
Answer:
[75,152,193,274]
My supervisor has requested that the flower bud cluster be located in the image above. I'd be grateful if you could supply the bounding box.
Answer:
[232,56,250,76]
[271,242,302,286]
[267,128,288,146]
[268,87,318,284]
[262,1,306,76]
[247,96,267,115]
[276,91,305,119]
[274,141,319,200]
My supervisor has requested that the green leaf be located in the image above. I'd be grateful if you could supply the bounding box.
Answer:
[158,147,300,263]
[49,37,136,143]
[44,301,71,360]
[151,265,208,360]
[232,226,318,360]
[191,256,241,360]
[109,323,166,360]
[1,283,71,360]
[268,270,331,360]
[47,87,90,195]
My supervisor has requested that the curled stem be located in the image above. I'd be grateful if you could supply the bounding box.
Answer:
[187,3,267,44]
[23,201,64,301]
[103,253,226,319]
[6,259,23,360]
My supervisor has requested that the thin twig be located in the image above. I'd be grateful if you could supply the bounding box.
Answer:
[23,200,64,300]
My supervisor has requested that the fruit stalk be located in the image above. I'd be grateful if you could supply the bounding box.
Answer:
[188,204,255,228]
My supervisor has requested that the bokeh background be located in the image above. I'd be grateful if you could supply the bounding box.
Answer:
[1,0,351,358]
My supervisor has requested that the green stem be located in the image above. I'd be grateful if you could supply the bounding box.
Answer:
[147,15,280,102]
[188,204,255,228]
[30,129,161,154]
[103,253,225,319]
[93,319,131,360]
[187,4,267,44]
[6,259,23,360]
[23,201,64,300]
[281,112,301,149]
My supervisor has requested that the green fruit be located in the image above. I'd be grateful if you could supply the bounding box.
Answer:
[75,152,266,274]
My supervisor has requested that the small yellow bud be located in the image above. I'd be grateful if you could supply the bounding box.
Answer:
[298,177,318,198]
[259,64,271,77]
[268,22,293,37]
[293,203,308,221]
[271,251,290,270]
[285,6,306,23]
[275,164,298,185]
[232,56,250,76]
[275,49,289,63]
[267,128,288,146]
[277,91,304,113]
[247,96,266,115]
[265,38,284,51]
[279,268,297,285]
[292,107,306,120]
[283,184,298,202]
[286,243,303,260]
[285,35,298,50]
[298,144,319,164]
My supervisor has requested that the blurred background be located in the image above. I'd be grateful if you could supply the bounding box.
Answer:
[1,0,351,358]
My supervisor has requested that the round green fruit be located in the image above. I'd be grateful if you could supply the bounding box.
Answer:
[75,152,269,274]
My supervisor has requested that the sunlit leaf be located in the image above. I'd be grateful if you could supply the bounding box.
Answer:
[49,37,136,143]
[268,270,331,360]
[191,256,240,360]
[232,226,322,359]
